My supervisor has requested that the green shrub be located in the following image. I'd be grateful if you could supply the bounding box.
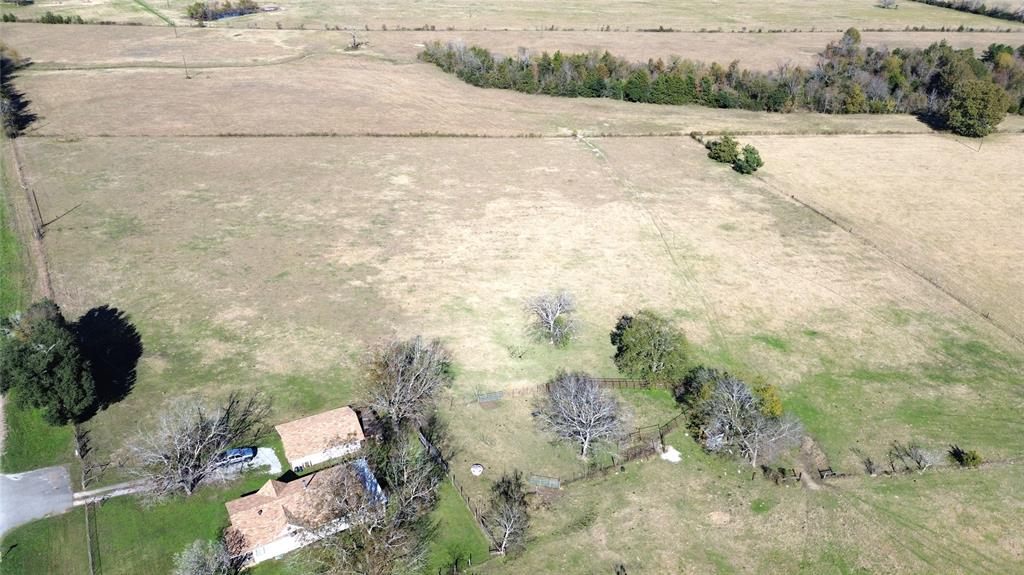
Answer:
[610,309,689,383]
[945,80,1010,137]
[753,383,783,417]
[705,135,739,164]
[948,445,983,468]
[733,144,764,174]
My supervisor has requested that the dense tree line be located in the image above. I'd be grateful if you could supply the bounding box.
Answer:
[909,0,1024,23]
[186,0,258,21]
[420,29,1024,136]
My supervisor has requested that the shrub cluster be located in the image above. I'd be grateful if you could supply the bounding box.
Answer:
[909,0,1024,23]
[704,135,764,174]
[38,11,85,24]
[948,444,983,468]
[186,0,258,21]
[674,366,800,467]
[420,30,1024,137]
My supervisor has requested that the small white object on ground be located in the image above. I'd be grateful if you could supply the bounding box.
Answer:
[660,445,682,463]
[470,464,484,476]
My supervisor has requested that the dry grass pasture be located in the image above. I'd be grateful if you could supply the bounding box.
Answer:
[749,133,1024,342]
[4,23,1023,71]
[2,4,1024,574]
[5,0,1024,30]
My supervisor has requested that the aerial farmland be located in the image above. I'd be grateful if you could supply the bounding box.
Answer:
[0,1,1022,574]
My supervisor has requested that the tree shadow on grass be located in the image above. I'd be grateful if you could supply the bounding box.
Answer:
[1,55,38,137]
[75,306,143,418]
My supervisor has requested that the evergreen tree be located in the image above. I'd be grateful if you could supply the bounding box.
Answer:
[0,300,96,425]
[610,310,689,383]
[623,69,651,102]
[945,80,1009,137]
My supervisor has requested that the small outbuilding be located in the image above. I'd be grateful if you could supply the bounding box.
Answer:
[275,406,365,470]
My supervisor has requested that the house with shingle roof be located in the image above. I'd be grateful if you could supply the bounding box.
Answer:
[225,459,383,567]
[275,406,366,471]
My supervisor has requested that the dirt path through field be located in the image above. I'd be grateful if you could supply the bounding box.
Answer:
[798,436,827,490]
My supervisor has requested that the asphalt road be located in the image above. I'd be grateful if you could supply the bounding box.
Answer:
[0,465,73,537]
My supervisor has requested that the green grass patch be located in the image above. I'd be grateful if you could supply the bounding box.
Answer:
[426,480,492,573]
[0,506,89,575]
[751,333,790,352]
[0,159,28,317]
[90,473,270,575]
[0,391,75,473]
[750,497,776,514]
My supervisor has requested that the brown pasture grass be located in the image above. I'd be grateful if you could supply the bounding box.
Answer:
[748,133,1024,343]
[6,0,1024,30]
[8,57,985,138]
[3,23,1023,71]
[18,133,1023,472]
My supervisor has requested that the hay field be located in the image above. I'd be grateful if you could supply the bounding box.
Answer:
[4,23,1023,71]
[749,134,1024,342]
[12,53,1024,137]
[5,0,1024,30]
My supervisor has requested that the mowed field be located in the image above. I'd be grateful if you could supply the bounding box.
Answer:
[2,5,1024,574]
[4,23,1024,71]
[4,0,1024,30]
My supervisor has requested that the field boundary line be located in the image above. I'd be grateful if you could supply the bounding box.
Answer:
[24,52,317,72]
[19,128,1024,140]
[778,188,1023,348]
[7,138,53,299]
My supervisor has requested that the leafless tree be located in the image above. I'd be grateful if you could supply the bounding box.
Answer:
[128,392,269,498]
[172,539,234,575]
[700,376,802,467]
[484,470,529,556]
[851,447,879,476]
[523,291,577,346]
[365,337,452,431]
[888,441,936,473]
[535,371,624,458]
[302,437,442,575]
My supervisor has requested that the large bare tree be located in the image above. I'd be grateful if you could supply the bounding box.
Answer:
[172,539,234,575]
[700,376,802,467]
[536,371,624,458]
[523,291,577,347]
[484,470,529,556]
[128,392,269,497]
[366,337,452,432]
[302,436,444,575]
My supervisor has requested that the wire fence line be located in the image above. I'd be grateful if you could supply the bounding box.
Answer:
[476,377,672,402]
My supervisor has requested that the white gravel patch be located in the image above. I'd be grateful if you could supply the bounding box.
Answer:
[251,447,282,475]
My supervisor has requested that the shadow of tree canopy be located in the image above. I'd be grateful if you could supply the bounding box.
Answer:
[75,306,143,416]
[1,54,37,137]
